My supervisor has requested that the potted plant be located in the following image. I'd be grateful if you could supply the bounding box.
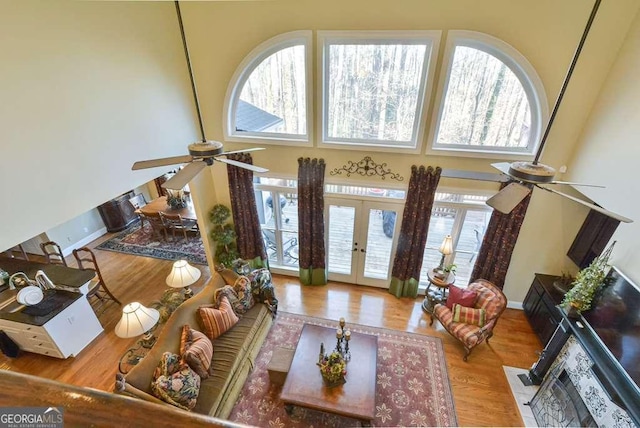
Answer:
[209,204,239,267]
[561,241,615,317]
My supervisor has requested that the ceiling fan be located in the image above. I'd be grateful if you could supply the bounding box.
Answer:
[441,0,632,224]
[131,1,268,191]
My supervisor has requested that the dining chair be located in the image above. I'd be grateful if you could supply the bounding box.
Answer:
[161,212,199,241]
[140,210,169,241]
[40,241,67,266]
[72,247,121,313]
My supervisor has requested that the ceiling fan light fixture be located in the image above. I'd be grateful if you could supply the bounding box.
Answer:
[188,141,224,157]
[508,161,556,184]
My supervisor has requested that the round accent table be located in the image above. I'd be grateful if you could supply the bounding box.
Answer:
[422,270,455,315]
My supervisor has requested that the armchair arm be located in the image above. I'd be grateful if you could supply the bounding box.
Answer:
[473,318,497,341]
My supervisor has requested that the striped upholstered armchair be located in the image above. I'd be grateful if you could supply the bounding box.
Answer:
[431,279,507,361]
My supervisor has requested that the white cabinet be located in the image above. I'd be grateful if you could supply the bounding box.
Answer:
[0,295,103,358]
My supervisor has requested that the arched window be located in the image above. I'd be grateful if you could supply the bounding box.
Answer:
[430,31,547,155]
[224,31,312,145]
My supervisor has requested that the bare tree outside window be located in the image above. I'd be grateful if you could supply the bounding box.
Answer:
[237,45,306,135]
[436,46,531,148]
[326,44,427,143]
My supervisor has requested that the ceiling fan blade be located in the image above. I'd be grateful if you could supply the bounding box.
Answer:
[536,185,633,223]
[216,157,269,173]
[218,147,266,156]
[441,168,509,183]
[549,180,605,188]
[490,162,513,176]
[132,155,193,171]
[486,182,532,214]
[161,161,207,190]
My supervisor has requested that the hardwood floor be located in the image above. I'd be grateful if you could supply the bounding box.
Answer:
[0,233,543,426]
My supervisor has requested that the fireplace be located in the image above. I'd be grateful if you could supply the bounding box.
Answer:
[530,364,596,427]
[528,335,635,427]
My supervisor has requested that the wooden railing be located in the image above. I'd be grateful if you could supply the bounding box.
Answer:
[0,370,244,427]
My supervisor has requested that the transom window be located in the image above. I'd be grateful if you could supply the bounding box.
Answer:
[431,31,547,155]
[319,31,440,150]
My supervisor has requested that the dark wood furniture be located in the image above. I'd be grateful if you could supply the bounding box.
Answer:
[97,190,139,233]
[40,241,67,266]
[72,247,121,312]
[161,212,199,241]
[523,273,563,346]
[567,209,619,269]
[139,196,197,221]
[281,323,377,426]
[422,269,455,316]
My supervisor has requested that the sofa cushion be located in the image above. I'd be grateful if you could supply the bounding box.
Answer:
[150,352,201,411]
[198,296,239,340]
[194,303,271,415]
[452,303,486,327]
[446,285,478,309]
[180,325,214,379]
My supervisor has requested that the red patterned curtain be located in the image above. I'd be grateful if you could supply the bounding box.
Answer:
[389,165,442,298]
[297,157,326,285]
[226,153,268,267]
[470,182,532,289]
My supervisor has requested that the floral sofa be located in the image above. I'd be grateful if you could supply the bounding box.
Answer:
[115,269,273,418]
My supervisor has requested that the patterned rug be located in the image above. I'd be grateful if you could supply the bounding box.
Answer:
[230,312,458,427]
[96,222,207,265]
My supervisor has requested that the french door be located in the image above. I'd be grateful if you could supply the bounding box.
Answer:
[325,198,403,288]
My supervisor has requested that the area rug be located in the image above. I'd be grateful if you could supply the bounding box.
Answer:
[229,312,458,427]
[96,222,207,265]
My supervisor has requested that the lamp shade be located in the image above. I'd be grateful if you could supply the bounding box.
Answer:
[166,259,201,289]
[439,235,453,255]
[114,302,160,338]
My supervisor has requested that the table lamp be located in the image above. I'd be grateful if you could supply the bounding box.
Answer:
[114,302,160,346]
[437,235,454,273]
[115,302,160,374]
[166,259,201,298]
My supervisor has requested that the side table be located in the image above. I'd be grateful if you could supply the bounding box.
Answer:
[422,269,455,315]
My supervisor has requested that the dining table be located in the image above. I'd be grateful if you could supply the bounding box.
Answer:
[137,196,198,221]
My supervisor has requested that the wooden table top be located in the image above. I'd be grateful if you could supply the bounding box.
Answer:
[280,323,378,422]
[138,196,197,221]
[427,269,455,288]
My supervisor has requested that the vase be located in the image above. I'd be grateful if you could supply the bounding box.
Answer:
[566,304,582,319]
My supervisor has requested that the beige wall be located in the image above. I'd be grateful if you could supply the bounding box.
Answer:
[566,7,640,285]
[0,0,199,251]
[181,0,638,301]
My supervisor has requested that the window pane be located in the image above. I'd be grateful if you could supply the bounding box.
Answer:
[326,43,427,143]
[436,46,531,149]
[451,210,491,285]
[237,45,306,135]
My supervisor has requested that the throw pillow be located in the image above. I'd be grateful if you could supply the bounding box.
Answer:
[150,352,201,411]
[247,268,278,315]
[197,296,239,340]
[179,325,214,379]
[213,275,254,315]
[446,286,479,310]
[452,303,486,327]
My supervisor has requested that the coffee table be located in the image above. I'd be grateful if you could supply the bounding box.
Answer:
[280,323,378,426]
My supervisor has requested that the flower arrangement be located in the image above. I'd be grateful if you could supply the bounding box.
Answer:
[317,351,347,387]
[561,241,615,315]
[166,189,188,209]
